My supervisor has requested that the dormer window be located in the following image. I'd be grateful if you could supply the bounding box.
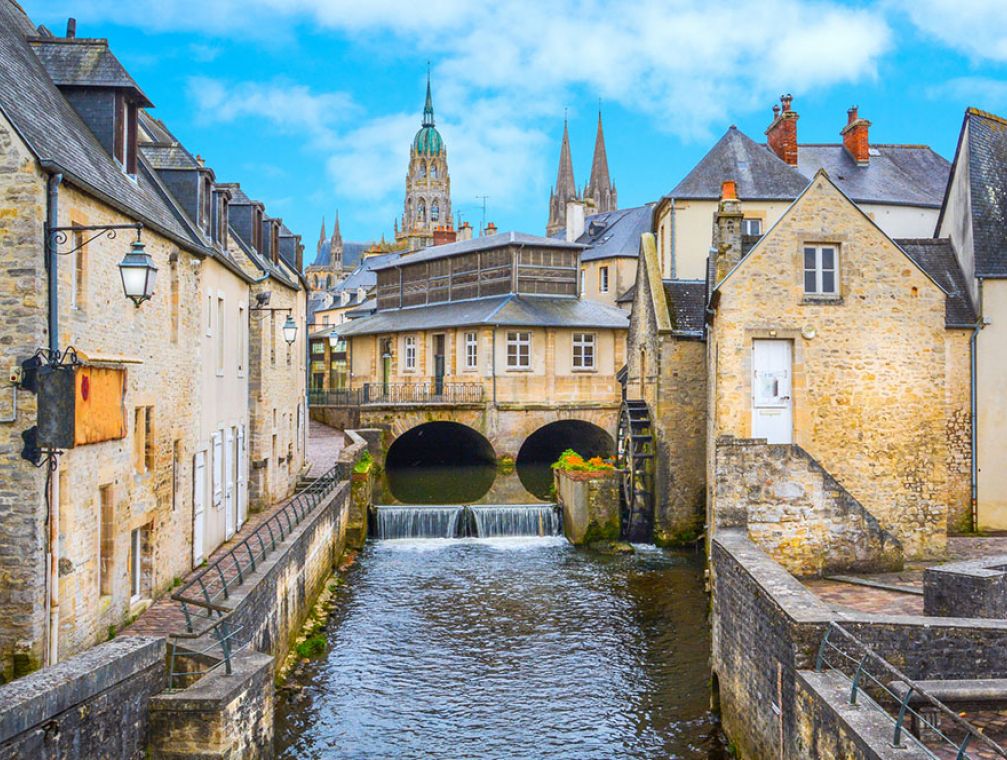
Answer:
[253,209,263,253]
[113,94,138,175]
[200,177,212,233]
[219,197,228,249]
[271,224,280,264]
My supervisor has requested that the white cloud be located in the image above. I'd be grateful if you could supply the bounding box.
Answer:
[927,77,1007,109]
[889,0,1007,63]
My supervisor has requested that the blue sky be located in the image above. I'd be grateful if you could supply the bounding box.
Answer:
[20,0,1007,257]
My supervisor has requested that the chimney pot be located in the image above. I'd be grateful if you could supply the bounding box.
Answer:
[847,106,859,125]
[720,180,737,201]
[772,104,781,117]
[66,18,76,39]
[766,94,799,166]
[841,106,871,165]
[781,94,793,112]
[564,200,586,242]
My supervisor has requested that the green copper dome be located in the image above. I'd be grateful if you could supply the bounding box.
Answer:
[413,73,443,155]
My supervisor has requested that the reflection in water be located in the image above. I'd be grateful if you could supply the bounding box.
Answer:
[275,540,725,760]
[381,463,554,505]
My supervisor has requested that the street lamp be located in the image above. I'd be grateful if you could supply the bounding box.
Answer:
[118,238,158,307]
[282,314,298,345]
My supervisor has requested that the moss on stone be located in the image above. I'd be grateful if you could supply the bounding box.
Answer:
[654,527,702,547]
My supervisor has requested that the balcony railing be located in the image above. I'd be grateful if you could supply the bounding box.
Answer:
[309,382,484,407]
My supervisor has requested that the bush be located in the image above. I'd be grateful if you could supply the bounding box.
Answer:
[353,451,373,475]
[552,448,616,473]
[295,634,327,659]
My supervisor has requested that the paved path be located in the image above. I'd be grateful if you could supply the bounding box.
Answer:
[127,421,346,639]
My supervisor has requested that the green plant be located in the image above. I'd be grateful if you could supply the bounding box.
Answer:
[295,634,327,659]
[353,451,374,475]
[552,449,616,473]
[171,576,183,589]
[106,624,117,641]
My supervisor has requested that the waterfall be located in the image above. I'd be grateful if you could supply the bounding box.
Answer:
[469,504,562,538]
[373,504,562,539]
[374,506,463,539]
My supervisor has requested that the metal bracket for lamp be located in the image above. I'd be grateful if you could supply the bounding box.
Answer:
[250,305,298,345]
[47,222,143,256]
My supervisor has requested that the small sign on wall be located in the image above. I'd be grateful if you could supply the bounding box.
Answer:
[37,365,127,448]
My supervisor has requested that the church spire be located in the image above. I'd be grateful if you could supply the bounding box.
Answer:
[422,69,435,128]
[546,116,580,236]
[317,216,326,255]
[585,109,617,213]
[332,210,342,246]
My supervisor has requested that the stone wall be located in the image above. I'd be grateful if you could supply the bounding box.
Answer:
[0,113,48,680]
[711,530,1007,759]
[310,404,360,432]
[0,636,165,759]
[714,437,903,576]
[710,174,952,559]
[555,469,620,544]
[248,279,307,511]
[924,556,1007,619]
[945,330,973,533]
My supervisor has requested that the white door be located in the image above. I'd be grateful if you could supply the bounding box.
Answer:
[236,425,247,529]
[224,427,235,539]
[193,451,206,566]
[752,339,793,444]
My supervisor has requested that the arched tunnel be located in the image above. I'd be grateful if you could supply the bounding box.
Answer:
[385,422,497,504]
[516,420,615,499]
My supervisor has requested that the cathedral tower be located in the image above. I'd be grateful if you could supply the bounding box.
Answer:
[584,110,617,214]
[546,119,579,236]
[397,73,452,251]
[305,211,346,291]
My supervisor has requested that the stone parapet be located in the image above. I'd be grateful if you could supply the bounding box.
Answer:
[924,556,1007,618]
[555,469,620,545]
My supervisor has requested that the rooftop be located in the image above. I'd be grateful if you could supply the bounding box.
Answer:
[372,231,584,271]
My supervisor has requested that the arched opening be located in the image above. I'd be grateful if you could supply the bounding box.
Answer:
[431,201,439,222]
[516,420,614,499]
[385,422,496,504]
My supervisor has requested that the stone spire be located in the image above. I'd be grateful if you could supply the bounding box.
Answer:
[546,118,580,236]
[332,210,342,247]
[316,216,326,256]
[585,110,617,214]
[328,210,344,271]
[423,70,435,128]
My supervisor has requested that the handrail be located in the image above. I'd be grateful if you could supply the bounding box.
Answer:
[308,382,484,407]
[165,456,352,688]
[815,621,1007,759]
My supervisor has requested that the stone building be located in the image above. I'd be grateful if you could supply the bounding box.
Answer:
[395,75,452,251]
[652,96,951,280]
[0,5,307,680]
[546,112,618,237]
[934,108,1007,530]
[626,174,974,557]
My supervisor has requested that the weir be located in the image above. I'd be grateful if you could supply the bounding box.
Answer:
[372,504,562,539]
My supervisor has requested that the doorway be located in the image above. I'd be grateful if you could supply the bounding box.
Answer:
[433,334,446,396]
[751,339,792,444]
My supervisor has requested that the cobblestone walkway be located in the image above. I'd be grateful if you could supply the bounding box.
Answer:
[127,421,346,638]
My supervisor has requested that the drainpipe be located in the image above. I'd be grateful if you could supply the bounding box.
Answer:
[970,278,985,531]
[45,172,63,667]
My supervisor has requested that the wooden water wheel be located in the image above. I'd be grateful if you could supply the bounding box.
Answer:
[617,399,655,542]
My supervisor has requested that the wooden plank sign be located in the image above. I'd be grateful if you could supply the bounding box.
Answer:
[74,366,126,445]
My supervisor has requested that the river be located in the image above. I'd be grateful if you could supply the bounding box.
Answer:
[274,536,724,759]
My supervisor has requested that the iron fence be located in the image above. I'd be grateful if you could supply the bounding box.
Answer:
[308,382,484,407]
[815,622,1007,760]
[166,459,349,689]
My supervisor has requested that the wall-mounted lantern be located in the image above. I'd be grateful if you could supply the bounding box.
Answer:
[118,238,158,307]
[282,314,298,346]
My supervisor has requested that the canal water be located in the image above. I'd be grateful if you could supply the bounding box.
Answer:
[274,537,723,759]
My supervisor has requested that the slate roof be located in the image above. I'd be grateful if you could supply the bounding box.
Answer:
[311,241,370,269]
[372,231,584,271]
[0,3,210,255]
[666,125,950,209]
[574,205,653,262]
[334,252,402,293]
[668,127,809,200]
[796,145,949,208]
[896,239,978,327]
[949,109,1007,277]
[27,37,152,106]
[661,280,707,337]
[338,294,629,336]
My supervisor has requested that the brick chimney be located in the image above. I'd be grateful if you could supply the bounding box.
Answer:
[565,199,587,242]
[433,226,457,246]
[457,221,473,241]
[66,18,76,38]
[840,106,872,166]
[765,94,799,166]
[484,222,497,236]
[713,180,744,283]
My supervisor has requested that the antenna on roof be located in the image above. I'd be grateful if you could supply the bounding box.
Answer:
[476,196,489,235]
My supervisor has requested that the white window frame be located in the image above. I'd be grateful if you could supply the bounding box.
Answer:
[506,331,531,370]
[404,335,417,371]
[742,218,763,236]
[572,333,596,370]
[464,331,478,371]
[129,527,142,602]
[803,245,839,296]
[206,293,213,336]
[599,266,609,294]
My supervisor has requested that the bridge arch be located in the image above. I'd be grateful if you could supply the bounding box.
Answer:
[515,420,615,498]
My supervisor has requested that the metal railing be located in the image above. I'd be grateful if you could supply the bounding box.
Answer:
[166,459,349,689]
[308,382,484,407]
[815,622,1007,760]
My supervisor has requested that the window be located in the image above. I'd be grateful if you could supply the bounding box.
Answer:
[465,332,478,370]
[404,335,417,370]
[804,245,839,296]
[599,266,609,294]
[216,296,225,375]
[129,527,142,602]
[506,332,531,369]
[580,268,586,294]
[418,201,426,222]
[742,218,763,236]
[311,341,325,355]
[99,484,114,596]
[113,94,138,174]
[237,303,246,376]
[431,164,438,179]
[206,293,213,336]
[431,202,440,222]
[201,178,212,232]
[573,333,596,369]
[144,407,155,472]
[71,230,86,309]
